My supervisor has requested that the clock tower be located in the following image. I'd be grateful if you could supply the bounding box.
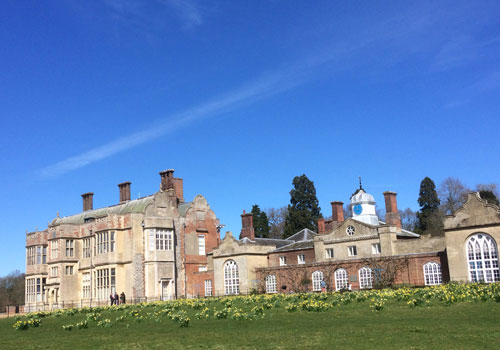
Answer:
[350,179,379,226]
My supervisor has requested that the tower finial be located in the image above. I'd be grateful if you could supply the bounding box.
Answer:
[359,176,363,190]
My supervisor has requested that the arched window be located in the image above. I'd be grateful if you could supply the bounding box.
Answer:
[423,262,442,285]
[265,275,277,293]
[312,271,324,292]
[224,260,240,295]
[466,234,500,283]
[358,267,373,289]
[335,268,349,291]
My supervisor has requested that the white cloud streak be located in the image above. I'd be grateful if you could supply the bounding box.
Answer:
[41,4,496,178]
[38,66,308,178]
[163,0,202,28]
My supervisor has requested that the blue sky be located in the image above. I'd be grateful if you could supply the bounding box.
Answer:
[1,1,499,275]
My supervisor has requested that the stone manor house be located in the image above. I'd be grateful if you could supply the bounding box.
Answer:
[25,170,500,310]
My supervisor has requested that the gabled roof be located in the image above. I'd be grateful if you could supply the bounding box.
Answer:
[286,228,317,242]
[239,237,290,248]
[52,195,155,226]
[271,239,315,253]
[268,228,317,253]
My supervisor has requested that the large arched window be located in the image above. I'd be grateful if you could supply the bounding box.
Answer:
[265,275,277,294]
[224,260,240,295]
[423,262,442,285]
[358,267,373,289]
[466,234,500,283]
[312,271,324,292]
[334,268,349,291]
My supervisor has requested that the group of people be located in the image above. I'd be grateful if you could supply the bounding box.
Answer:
[110,291,126,305]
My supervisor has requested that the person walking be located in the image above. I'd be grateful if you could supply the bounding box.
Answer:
[120,292,126,304]
[109,292,114,306]
[114,291,119,305]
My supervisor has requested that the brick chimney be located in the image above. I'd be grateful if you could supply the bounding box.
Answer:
[81,192,94,211]
[239,210,255,240]
[173,178,184,202]
[331,201,344,223]
[317,218,326,234]
[159,169,175,191]
[383,191,401,230]
[118,182,131,203]
[159,169,183,201]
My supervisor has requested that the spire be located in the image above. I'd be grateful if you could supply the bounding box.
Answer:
[350,176,365,199]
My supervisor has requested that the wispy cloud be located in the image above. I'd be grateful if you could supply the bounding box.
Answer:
[42,4,496,178]
[433,35,500,71]
[101,0,203,31]
[38,66,307,178]
[163,0,202,29]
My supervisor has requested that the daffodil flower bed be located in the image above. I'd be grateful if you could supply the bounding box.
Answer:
[10,283,500,332]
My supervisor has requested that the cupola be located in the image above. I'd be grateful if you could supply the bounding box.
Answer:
[350,178,379,225]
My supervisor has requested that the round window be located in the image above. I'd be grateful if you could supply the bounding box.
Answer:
[346,225,355,236]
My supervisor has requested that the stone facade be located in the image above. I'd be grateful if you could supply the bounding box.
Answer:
[26,174,500,307]
[444,192,500,283]
[213,187,494,296]
[25,169,220,311]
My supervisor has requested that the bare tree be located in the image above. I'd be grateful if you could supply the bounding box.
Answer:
[476,183,499,198]
[343,203,352,219]
[265,207,288,239]
[399,208,418,231]
[320,263,341,292]
[376,205,385,222]
[362,257,409,289]
[0,270,25,312]
[278,267,312,293]
[438,177,470,215]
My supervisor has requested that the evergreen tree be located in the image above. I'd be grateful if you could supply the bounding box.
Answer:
[251,204,270,238]
[479,190,500,206]
[283,174,322,237]
[416,177,443,236]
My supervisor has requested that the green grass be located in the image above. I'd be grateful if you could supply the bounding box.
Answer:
[1,292,500,350]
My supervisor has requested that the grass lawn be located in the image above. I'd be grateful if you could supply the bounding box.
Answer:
[1,292,499,350]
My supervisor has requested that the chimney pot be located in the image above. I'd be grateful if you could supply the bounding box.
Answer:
[239,211,255,240]
[159,169,175,191]
[118,181,131,203]
[383,191,401,230]
[330,201,344,223]
[317,218,326,234]
[81,192,94,211]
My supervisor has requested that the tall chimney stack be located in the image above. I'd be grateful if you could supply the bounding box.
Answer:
[331,201,344,222]
[159,169,175,192]
[383,191,402,230]
[317,218,326,234]
[118,182,131,203]
[239,210,255,240]
[81,192,94,211]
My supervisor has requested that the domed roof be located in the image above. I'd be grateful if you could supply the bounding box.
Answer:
[350,189,375,204]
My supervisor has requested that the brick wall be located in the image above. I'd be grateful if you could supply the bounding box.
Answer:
[256,252,448,292]
[268,248,315,267]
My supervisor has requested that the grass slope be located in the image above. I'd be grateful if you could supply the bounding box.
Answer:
[1,290,499,350]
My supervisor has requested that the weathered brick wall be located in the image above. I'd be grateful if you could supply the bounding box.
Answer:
[268,248,315,267]
[256,252,448,292]
[182,195,220,298]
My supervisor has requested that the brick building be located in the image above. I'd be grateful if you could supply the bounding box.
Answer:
[26,173,500,308]
[25,169,221,311]
[212,187,499,295]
